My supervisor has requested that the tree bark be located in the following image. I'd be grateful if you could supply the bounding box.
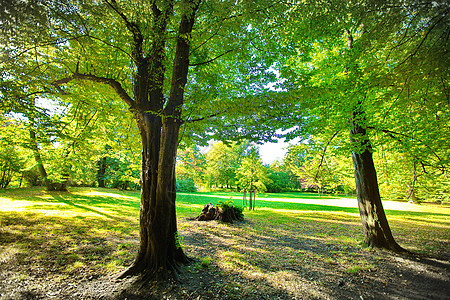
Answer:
[54,0,199,281]
[345,28,405,252]
[29,128,54,191]
[120,112,190,280]
[350,111,405,252]
[97,156,107,188]
[118,0,199,280]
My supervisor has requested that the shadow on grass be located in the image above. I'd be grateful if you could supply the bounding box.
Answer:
[0,188,449,299]
[49,194,128,221]
[178,193,449,228]
[180,214,449,300]
[0,211,138,280]
[1,187,140,221]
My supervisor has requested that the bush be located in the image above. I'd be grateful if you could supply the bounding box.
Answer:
[176,177,197,192]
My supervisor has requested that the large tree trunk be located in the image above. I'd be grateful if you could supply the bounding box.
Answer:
[350,112,405,252]
[120,116,190,280]
[54,0,199,281]
[120,113,190,280]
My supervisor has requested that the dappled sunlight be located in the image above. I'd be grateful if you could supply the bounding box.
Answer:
[73,189,136,200]
[0,211,138,282]
[1,188,449,299]
[182,215,371,299]
[390,216,450,228]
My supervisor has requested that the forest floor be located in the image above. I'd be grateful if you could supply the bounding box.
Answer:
[0,188,449,299]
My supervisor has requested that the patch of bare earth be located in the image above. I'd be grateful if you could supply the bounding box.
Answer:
[1,215,449,300]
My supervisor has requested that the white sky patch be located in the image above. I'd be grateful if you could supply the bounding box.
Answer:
[259,137,300,165]
[36,97,66,115]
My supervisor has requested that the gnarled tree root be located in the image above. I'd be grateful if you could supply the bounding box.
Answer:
[118,253,193,286]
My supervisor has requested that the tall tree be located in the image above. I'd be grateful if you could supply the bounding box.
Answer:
[1,0,282,280]
[275,0,449,251]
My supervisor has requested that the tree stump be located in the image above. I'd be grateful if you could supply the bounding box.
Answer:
[195,202,243,224]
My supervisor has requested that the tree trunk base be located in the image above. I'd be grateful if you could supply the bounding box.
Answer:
[118,252,193,284]
[363,236,409,254]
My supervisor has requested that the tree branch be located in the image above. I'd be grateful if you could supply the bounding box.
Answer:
[189,49,235,66]
[104,0,144,61]
[314,130,340,182]
[183,110,226,123]
[165,0,200,117]
[53,73,135,109]
[370,127,444,170]
[396,11,448,68]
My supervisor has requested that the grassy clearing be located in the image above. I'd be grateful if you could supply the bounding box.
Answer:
[0,187,449,298]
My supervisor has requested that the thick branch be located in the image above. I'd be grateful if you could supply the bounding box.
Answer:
[165,0,200,117]
[370,127,444,168]
[396,11,448,68]
[189,49,235,66]
[105,0,144,61]
[184,110,225,123]
[53,73,135,109]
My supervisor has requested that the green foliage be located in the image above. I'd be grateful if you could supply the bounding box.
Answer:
[200,256,212,267]
[0,117,29,188]
[0,145,23,189]
[176,145,206,189]
[236,148,270,193]
[204,141,252,190]
[284,140,355,195]
[265,168,296,193]
[217,199,244,222]
[176,177,197,193]
[174,231,184,250]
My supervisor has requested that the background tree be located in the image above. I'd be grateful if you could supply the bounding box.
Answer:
[236,148,269,210]
[265,161,299,193]
[275,0,449,251]
[285,138,355,195]
[0,116,29,188]
[203,141,253,190]
[175,145,206,192]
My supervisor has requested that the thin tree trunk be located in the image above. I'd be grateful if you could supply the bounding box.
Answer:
[97,156,107,188]
[252,190,256,210]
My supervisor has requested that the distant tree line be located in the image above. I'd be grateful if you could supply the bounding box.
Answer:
[1,111,447,203]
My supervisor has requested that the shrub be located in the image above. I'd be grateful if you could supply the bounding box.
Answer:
[176,177,197,192]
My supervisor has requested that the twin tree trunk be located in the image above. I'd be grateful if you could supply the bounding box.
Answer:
[120,113,189,279]
[117,1,199,280]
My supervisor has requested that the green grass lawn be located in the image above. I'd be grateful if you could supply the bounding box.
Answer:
[0,187,449,297]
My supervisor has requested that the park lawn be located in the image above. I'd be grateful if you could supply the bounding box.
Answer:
[0,187,449,299]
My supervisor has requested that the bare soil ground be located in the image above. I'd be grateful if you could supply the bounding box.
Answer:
[1,216,449,300]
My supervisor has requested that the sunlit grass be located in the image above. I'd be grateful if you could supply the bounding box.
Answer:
[0,186,449,295]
